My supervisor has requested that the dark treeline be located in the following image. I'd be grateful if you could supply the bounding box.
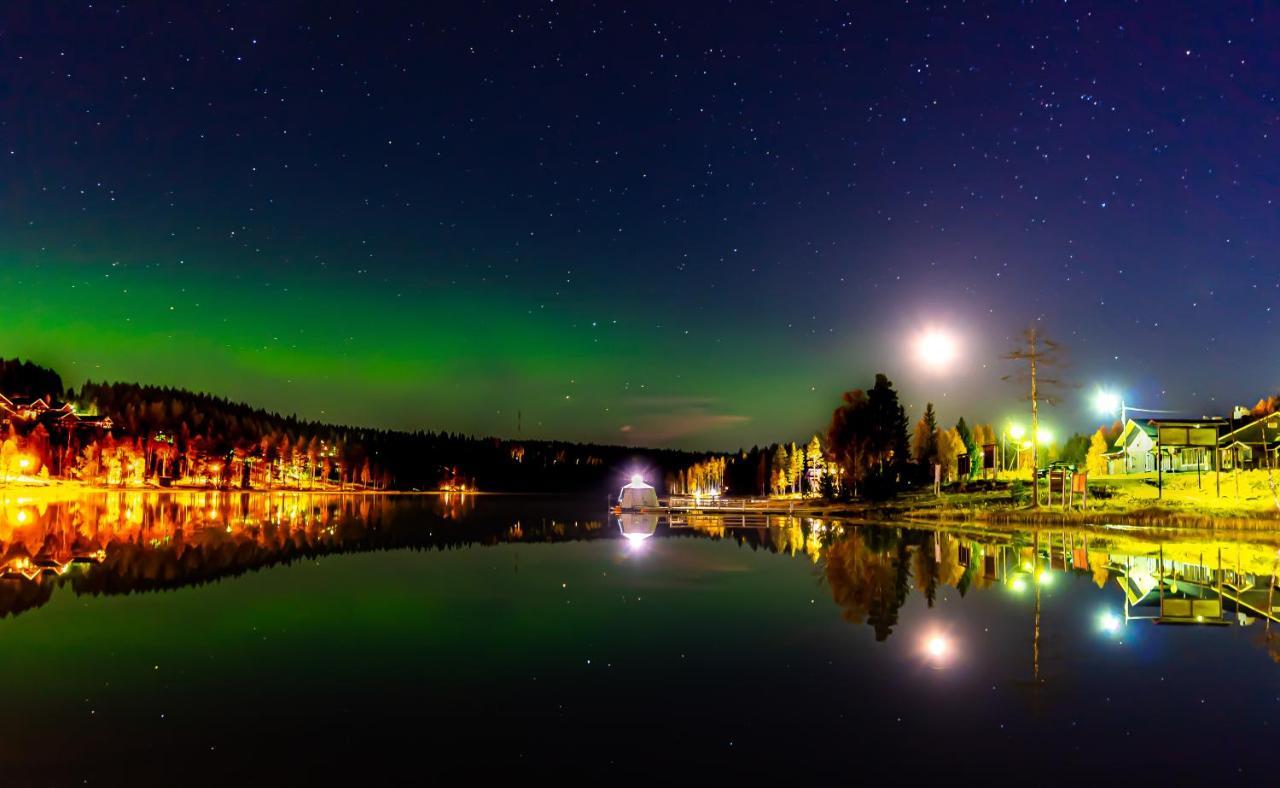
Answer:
[72,377,717,491]
[0,359,64,400]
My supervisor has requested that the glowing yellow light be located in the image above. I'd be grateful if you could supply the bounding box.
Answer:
[1008,424,1026,440]
[1009,576,1027,593]
[1036,428,1053,445]
[1038,570,1053,586]
[18,458,30,470]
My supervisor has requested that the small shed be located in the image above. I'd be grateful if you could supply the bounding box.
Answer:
[618,476,658,510]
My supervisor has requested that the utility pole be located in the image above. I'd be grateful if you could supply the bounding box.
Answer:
[1003,325,1066,509]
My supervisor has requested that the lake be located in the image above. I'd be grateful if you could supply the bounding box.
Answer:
[1,491,1278,784]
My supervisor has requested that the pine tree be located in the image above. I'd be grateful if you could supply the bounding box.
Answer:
[956,417,977,479]
[912,403,940,466]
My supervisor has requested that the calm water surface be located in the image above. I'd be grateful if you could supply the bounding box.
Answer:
[1,492,1279,784]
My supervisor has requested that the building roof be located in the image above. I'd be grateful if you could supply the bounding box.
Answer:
[1219,415,1280,446]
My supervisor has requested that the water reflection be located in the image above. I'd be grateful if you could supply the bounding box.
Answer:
[617,513,659,542]
[3,493,1280,668]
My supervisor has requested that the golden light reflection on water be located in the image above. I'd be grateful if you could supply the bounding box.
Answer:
[4,491,1280,666]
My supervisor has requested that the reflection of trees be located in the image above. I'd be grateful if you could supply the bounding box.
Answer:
[825,530,910,641]
[0,492,607,619]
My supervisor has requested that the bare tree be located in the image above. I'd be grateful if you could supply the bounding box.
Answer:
[1002,325,1069,507]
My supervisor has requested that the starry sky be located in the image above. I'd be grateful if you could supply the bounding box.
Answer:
[3,2,1279,449]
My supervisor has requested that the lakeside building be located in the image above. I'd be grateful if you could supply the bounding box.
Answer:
[1216,415,1280,471]
[0,394,113,433]
[1103,418,1218,475]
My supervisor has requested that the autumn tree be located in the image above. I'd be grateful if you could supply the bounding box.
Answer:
[936,427,966,482]
[804,435,825,495]
[772,443,790,495]
[1086,428,1110,476]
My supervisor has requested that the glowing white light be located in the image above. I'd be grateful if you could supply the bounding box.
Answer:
[1094,389,1121,416]
[1008,424,1026,440]
[630,474,644,485]
[1099,612,1121,633]
[1038,570,1054,586]
[914,328,958,371]
[923,634,951,664]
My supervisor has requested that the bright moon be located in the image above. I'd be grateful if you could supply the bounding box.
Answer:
[915,329,958,371]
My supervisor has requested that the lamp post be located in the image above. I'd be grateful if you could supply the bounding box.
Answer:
[1094,388,1179,425]
[1006,424,1026,473]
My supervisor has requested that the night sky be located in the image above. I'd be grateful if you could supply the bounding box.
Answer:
[3,2,1278,449]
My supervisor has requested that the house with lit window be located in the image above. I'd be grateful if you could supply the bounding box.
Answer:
[0,393,113,432]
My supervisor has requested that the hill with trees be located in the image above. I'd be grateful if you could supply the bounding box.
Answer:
[0,357,717,493]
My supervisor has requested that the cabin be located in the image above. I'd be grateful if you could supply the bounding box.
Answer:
[0,393,112,433]
[1217,415,1280,471]
[1104,418,1214,475]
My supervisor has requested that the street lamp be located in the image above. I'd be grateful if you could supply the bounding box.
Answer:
[1093,388,1125,423]
[1003,424,1026,472]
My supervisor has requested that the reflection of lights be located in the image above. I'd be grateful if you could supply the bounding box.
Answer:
[1009,576,1027,593]
[922,633,953,668]
[1099,612,1121,634]
[925,635,948,658]
[1038,570,1053,586]
[623,532,651,551]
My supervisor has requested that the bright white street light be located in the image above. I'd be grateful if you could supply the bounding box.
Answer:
[1035,428,1053,445]
[1093,389,1121,417]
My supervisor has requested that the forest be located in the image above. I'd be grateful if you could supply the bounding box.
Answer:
[0,358,717,493]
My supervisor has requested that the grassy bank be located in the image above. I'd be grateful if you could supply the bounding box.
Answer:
[877,469,1280,530]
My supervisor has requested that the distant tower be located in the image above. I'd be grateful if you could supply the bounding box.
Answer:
[517,409,522,435]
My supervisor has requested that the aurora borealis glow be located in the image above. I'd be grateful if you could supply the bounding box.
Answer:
[5,3,1280,448]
